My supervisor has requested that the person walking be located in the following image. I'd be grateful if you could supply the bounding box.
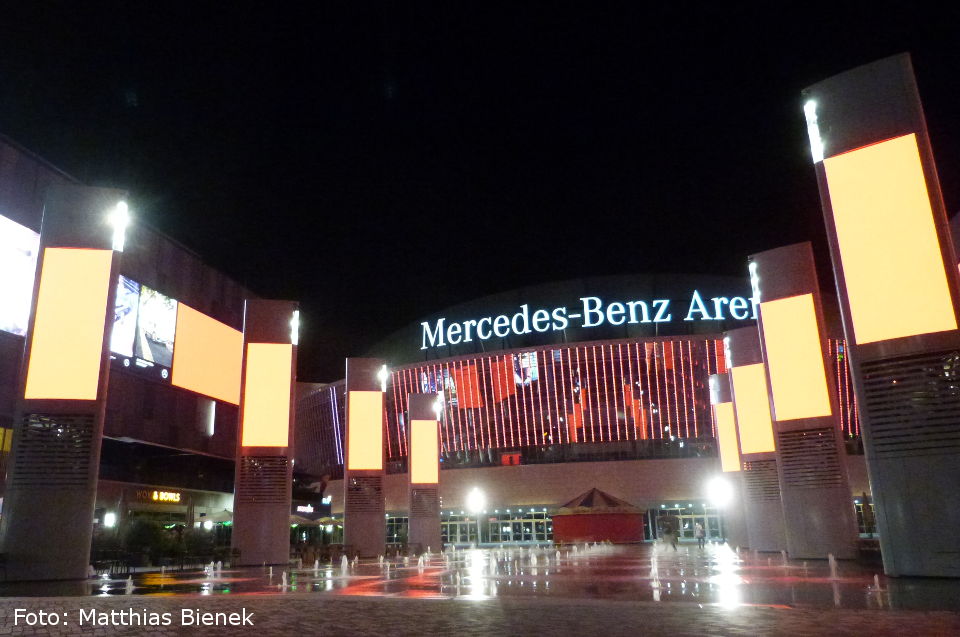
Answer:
[695,522,706,549]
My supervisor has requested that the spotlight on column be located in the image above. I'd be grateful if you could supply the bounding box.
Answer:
[107,200,130,252]
[706,476,734,508]
[289,310,300,346]
[433,391,444,419]
[377,364,389,393]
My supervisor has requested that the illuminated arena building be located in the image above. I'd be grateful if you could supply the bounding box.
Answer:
[0,137,871,552]
[296,276,871,546]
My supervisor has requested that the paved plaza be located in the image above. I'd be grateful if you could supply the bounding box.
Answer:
[0,543,958,635]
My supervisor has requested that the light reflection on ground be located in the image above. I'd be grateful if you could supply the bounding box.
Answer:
[1,543,958,612]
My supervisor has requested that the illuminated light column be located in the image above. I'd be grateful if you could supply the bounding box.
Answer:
[407,393,441,553]
[231,300,298,566]
[708,373,748,549]
[750,243,859,559]
[725,327,787,552]
[804,54,960,577]
[0,185,126,580]
[343,358,386,558]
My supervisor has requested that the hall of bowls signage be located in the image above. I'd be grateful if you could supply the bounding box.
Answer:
[420,291,756,350]
[135,489,182,503]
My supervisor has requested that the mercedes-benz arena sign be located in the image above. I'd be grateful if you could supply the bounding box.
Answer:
[421,291,756,351]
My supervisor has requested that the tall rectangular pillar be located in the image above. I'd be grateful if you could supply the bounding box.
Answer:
[724,327,787,552]
[804,54,960,576]
[231,300,298,566]
[708,373,748,549]
[750,243,858,559]
[343,358,386,558]
[407,393,441,554]
[0,185,126,580]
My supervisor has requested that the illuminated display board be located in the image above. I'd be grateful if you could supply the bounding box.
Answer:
[714,402,741,472]
[823,133,956,344]
[110,276,140,357]
[171,303,243,405]
[24,248,114,400]
[0,214,40,337]
[730,363,776,454]
[241,342,293,447]
[759,293,832,421]
[134,284,177,368]
[410,419,439,484]
[347,390,383,471]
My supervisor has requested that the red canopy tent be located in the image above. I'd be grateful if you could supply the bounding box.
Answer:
[552,488,645,544]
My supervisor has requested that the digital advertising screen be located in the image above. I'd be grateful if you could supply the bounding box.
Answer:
[110,276,140,357]
[516,352,539,385]
[0,214,41,336]
[134,284,177,368]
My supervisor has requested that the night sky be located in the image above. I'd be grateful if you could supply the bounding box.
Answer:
[3,3,960,381]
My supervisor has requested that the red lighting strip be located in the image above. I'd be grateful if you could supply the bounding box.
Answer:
[453,360,468,450]
[657,343,669,436]
[406,368,417,455]
[473,358,493,449]
[520,356,531,447]
[462,360,477,450]
[627,343,643,440]
[635,343,645,440]
[670,341,681,438]
[478,356,495,449]
[600,345,612,441]
[501,356,515,447]
[688,340,699,438]
[551,351,562,444]
[588,346,599,442]
[610,344,620,441]
[535,354,546,445]
[562,348,572,444]
[619,343,631,440]
[572,347,583,442]
[705,339,712,376]
[449,363,464,451]
[654,343,666,438]
[494,355,507,448]
[679,340,690,438]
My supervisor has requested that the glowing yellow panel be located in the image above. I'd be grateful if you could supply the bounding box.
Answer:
[347,390,383,471]
[714,402,741,472]
[25,248,113,400]
[171,303,243,404]
[730,363,776,454]
[824,134,956,344]
[759,294,832,421]
[410,418,439,484]
[240,343,292,447]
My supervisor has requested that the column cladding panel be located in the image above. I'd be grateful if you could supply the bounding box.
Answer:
[804,53,960,576]
[343,358,386,558]
[0,184,125,581]
[751,242,859,560]
[724,326,787,552]
[407,393,441,553]
[231,299,297,566]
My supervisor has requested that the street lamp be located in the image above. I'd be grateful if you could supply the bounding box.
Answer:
[706,476,734,544]
[466,487,486,547]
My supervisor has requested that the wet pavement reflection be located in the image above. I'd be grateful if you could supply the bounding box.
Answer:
[2,543,959,612]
